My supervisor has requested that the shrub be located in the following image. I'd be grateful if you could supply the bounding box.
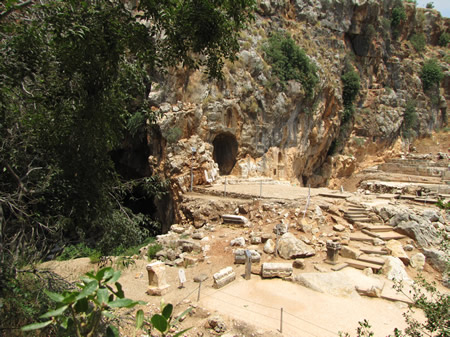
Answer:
[391,6,406,27]
[439,32,450,47]
[426,2,434,8]
[341,69,360,109]
[420,59,444,91]
[262,32,318,97]
[148,243,163,260]
[402,100,418,138]
[410,33,426,52]
[164,127,183,144]
[57,243,97,261]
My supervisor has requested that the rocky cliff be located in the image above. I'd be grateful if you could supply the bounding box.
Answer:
[141,0,449,225]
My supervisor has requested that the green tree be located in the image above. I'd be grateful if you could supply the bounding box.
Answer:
[410,33,426,52]
[0,0,255,331]
[420,59,444,91]
[402,100,418,139]
[262,32,318,97]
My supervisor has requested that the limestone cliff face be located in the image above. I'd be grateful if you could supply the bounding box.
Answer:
[147,0,449,201]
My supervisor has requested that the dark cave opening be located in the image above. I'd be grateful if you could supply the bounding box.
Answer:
[212,132,238,175]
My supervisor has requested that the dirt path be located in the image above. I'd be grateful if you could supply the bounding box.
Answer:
[199,270,416,337]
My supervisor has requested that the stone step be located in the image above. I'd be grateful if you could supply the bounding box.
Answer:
[414,198,440,204]
[377,194,399,200]
[361,229,381,238]
[357,254,386,266]
[363,225,393,232]
[319,192,350,199]
[376,231,407,240]
[350,233,375,242]
[345,217,373,223]
[345,211,369,216]
[347,207,367,211]
[343,258,382,272]
[360,248,389,255]
[345,214,371,219]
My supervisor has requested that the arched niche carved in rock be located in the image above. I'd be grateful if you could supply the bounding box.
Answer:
[212,133,238,175]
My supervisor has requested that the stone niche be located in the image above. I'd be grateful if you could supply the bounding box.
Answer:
[212,132,238,175]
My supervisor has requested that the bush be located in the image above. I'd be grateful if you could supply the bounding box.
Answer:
[57,243,98,261]
[426,2,434,8]
[148,243,163,260]
[391,6,406,27]
[402,100,418,138]
[262,32,318,97]
[410,33,426,52]
[439,32,450,47]
[420,59,444,91]
[341,69,360,109]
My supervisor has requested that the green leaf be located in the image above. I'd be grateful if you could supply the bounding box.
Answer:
[106,325,120,337]
[103,311,115,319]
[109,298,134,308]
[98,267,114,281]
[62,292,78,304]
[161,303,173,320]
[74,297,89,313]
[76,280,98,300]
[97,287,109,305]
[135,309,144,330]
[173,327,193,337]
[44,290,64,303]
[173,307,192,326]
[107,270,121,284]
[21,321,52,331]
[151,314,168,333]
[40,305,69,319]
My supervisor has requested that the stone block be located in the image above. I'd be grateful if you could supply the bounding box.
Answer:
[213,267,236,288]
[234,249,261,264]
[146,261,170,296]
[261,263,293,278]
[340,246,361,260]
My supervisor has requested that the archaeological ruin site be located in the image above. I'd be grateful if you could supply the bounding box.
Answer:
[1,0,449,336]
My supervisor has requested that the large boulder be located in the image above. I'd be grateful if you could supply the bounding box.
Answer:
[381,256,410,282]
[423,248,447,272]
[395,220,441,248]
[386,240,409,265]
[277,232,315,259]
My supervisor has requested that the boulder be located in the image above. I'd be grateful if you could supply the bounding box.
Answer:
[273,223,289,235]
[381,256,410,282]
[423,248,447,272]
[230,237,246,247]
[277,233,315,259]
[340,246,361,260]
[261,263,293,278]
[410,253,426,271]
[293,258,306,269]
[298,218,312,233]
[386,240,409,265]
[395,220,441,247]
[333,224,346,232]
[263,239,276,254]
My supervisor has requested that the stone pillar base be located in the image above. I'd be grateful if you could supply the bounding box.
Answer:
[146,284,170,296]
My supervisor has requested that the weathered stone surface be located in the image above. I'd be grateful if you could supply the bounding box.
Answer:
[194,273,208,283]
[170,224,185,234]
[333,224,346,232]
[234,249,261,264]
[273,223,289,235]
[213,267,236,288]
[230,237,246,247]
[261,263,293,278]
[381,257,410,282]
[395,220,441,248]
[146,261,170,296]
[298,218,312,233]
[208,316,227,333]
[340,246,361,260]
[277,232,315,259]
[263,239,276,254]
[178,240,202,253]
[410,253,426,271]
[386,240,409,265]
[423,248,447,272]
[293,258,306,269]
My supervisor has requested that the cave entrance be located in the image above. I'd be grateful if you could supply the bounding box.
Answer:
[213,133,238,175]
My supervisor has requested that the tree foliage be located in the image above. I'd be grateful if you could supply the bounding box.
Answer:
[402,100,418,139]
[420,59,444,91]
[0,0,254,331]
[263,32,318,97]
